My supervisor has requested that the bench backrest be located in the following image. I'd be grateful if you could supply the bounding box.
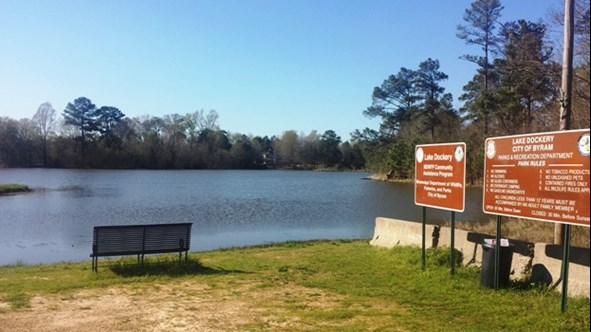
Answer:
[92,223,192,257]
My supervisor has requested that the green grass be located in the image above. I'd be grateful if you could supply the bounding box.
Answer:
[0,183,30,195]
[0,240,589,331]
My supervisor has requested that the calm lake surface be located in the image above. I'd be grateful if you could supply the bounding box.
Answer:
[0,169,487,265]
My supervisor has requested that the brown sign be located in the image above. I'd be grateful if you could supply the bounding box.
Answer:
[483,130,590,226]
[415,143,466,212]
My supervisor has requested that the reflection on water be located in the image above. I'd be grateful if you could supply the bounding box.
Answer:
[0,169,486,265]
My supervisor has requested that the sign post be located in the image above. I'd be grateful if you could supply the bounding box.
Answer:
[483,129,590,304]
[422,206,426,270]
[415,143,466,274]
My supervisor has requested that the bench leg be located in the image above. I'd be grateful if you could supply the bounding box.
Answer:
[179,250,188,263]
[136,254,145,267]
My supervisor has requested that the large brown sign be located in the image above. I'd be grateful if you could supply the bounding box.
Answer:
[415,143,466,212]
[483,130,590,226]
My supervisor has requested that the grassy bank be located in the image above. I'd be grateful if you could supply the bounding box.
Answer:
[0,184,30,195]
[1,240,589,331]
[0,183,31,195]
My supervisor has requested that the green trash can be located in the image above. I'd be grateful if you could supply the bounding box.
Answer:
[480,239,513,288]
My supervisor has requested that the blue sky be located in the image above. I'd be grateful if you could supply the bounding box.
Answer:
[0,0,561,140]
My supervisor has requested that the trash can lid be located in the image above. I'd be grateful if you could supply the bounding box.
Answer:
[483,238,510,247]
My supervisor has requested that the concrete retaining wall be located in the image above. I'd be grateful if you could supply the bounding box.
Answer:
[530,243,590,298]
[370,217,437,248]
[370,217,589,298]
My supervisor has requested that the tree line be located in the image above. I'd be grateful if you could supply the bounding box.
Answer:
[0,98,364,170]
[353,0,590,183]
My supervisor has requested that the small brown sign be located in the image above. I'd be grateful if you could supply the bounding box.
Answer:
[483,129,590,226]
[415,143,466,212]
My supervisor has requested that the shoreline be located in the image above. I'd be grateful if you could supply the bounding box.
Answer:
[367,172,483,187]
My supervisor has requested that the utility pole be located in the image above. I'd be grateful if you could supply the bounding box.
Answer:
[554,0,575,244]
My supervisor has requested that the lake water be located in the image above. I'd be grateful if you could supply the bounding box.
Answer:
[0,169,487,265]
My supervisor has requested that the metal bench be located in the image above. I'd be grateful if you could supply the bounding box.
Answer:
[91,223,192,272]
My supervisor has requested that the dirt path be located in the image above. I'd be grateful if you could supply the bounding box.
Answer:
[1,281,259,331]
[0,280,346,331]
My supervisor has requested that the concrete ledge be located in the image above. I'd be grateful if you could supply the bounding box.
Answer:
[530,243,590,298]
[437,226,483,266]
[437,227,534,281]
[370,217,589,297]
[370,217,437,248]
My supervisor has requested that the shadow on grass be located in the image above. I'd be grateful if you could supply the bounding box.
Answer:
[506,279,558,295]
[103,256,248,278]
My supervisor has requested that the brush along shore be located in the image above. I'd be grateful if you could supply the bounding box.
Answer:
[0,184,30,195]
